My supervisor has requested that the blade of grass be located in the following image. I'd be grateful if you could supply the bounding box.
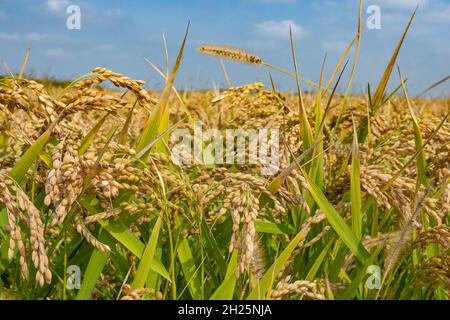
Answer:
[350,116,362,240]
[344,0,363,98]
[177,238,202,299]
[220,60,231,88]
[255,220,291,235]
[358,7,417,142]
[76,231,112,300]
[136,22,189,158]
[200,218,226,274]
[418,75,450,98]
[309,54,326,188]
[340,246,382,299]
[300,168,370,264]
[321,37,356,97]
[398,66,427,185]
[266,139,322,194]
[80,198,170,280]
[371,7,417,110]
[305,238,334,281]
[132,216,162,289]
[18,47,30,79]
[263,62,318,89]
[289,25,314,152]
[78,112,110,156]
[309,60,349,188]
[163,32,170,79]
[118,99,138,145]
[210,250,238,300]
[246,227,311,299]
[333,0,363,131]
[144,58,194,125]
[9,114,61,183]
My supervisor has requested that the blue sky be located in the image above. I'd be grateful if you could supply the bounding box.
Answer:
[0,0,449,95]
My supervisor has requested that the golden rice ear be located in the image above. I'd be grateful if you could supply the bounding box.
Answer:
[197,44,264,65]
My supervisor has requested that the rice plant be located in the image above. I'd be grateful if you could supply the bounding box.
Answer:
[0,4,448,300]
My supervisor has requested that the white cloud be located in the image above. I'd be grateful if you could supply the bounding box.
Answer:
[44,48,72,58]
[46,0,71,12]
[376,0,428,11]
[424,5,450,23]
[0,33,53,42]
[105,9,123,17]
[255,20,304,39]
[321,40,350,54]
[94,44,113,51]
[248,0,296,4]
[80,44,114,56]
[0,33,73,47]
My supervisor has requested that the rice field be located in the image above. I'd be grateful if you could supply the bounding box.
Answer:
[0,5,448,300]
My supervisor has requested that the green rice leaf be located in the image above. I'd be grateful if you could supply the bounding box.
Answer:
[132,216,162,289]
[301,168,370,264]
[350,116,362,240]
[177,238,202,299]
